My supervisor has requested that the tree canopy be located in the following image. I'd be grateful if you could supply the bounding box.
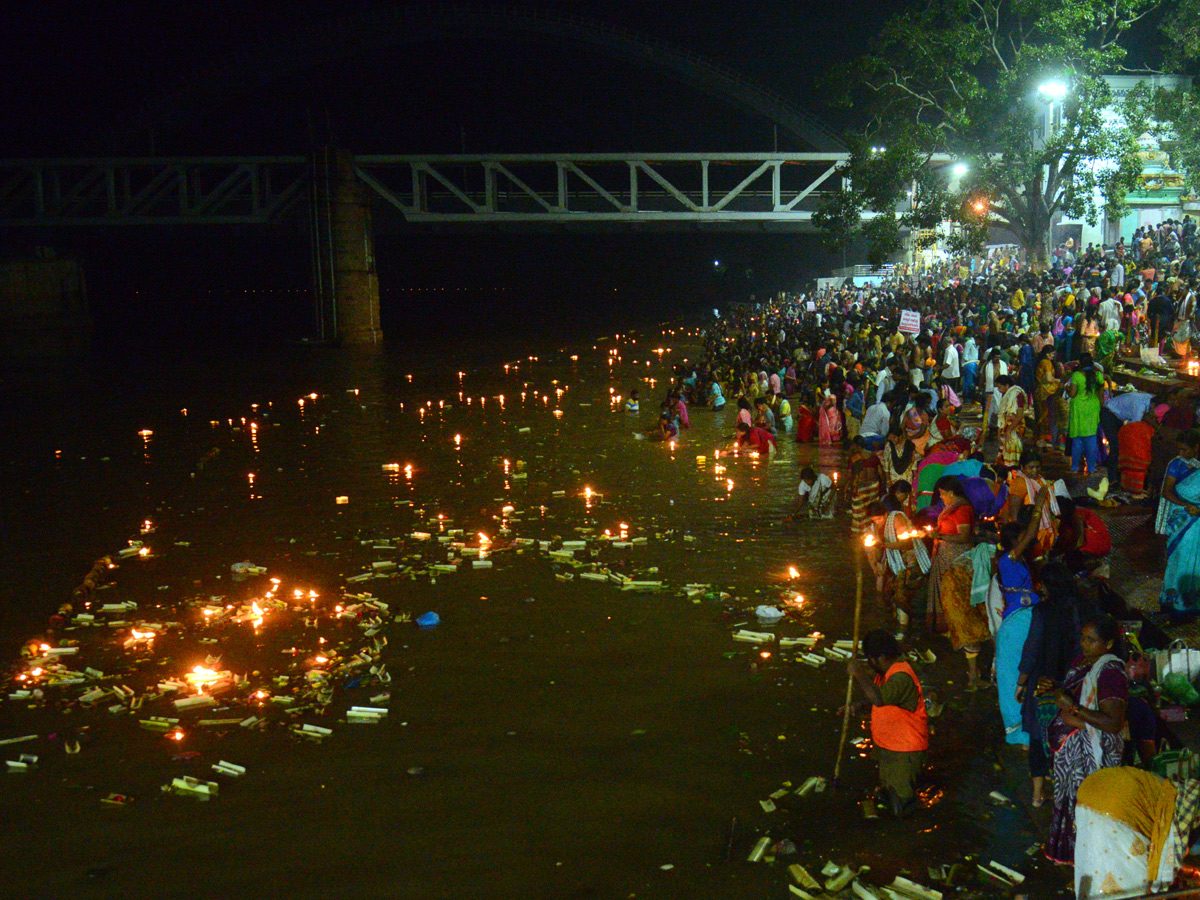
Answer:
[816,0,1198,266]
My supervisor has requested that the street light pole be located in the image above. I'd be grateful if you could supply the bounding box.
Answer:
[1037,80,1069,265]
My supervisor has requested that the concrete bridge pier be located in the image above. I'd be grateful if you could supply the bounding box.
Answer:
[311,148,382,345]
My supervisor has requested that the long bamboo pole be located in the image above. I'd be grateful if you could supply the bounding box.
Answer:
[833,538,865,786]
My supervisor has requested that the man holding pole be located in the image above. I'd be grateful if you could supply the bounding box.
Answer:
[847,630,928,818]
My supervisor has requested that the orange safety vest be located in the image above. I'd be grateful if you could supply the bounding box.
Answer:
[870,661,929,752]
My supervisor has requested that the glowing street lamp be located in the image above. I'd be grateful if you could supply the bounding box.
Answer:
[951,163,969,178]
[1037,80,1069,101]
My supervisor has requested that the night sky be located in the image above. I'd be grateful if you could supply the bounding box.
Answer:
[1,0,910,154]
[0,1,902,346]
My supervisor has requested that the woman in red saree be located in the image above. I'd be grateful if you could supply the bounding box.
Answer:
[818,392,843,445]
[1117,413,1155,495]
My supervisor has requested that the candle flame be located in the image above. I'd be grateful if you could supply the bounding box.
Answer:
[187,664,221,694]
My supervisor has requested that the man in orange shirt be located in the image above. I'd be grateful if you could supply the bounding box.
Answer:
[849,629,929,818]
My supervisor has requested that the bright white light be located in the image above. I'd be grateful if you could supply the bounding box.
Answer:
[952,163,969,177]
[1038,80,1068,101]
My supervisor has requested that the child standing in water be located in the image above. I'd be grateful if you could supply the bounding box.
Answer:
[710,380,726,411]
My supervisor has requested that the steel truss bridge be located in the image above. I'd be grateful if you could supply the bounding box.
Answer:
[0,153,863,232]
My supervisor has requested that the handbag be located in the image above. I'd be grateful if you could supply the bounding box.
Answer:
[1155,638,1200,683]
[1151,748,1198,785]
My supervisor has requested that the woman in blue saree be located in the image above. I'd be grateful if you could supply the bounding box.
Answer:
[993,491,1049,747]
[1157,429,1200,624]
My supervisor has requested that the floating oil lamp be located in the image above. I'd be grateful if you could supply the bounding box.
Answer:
[1189,360,1199,377]
[186,665,222,694]
[787,567,800,580]
[726,479,735,492]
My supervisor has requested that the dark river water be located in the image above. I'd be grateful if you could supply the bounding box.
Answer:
[0,311,1048,899]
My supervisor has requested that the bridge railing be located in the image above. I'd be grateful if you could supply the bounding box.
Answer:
[355,153,851,224]
[0,153,876,228]
[0,157,308,225]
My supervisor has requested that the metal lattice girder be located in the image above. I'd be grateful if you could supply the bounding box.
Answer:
[353,153,856,226]
[0,157,308,225]
[0,152,902,229]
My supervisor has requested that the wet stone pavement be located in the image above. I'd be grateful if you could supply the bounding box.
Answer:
[0,330,1076,899]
